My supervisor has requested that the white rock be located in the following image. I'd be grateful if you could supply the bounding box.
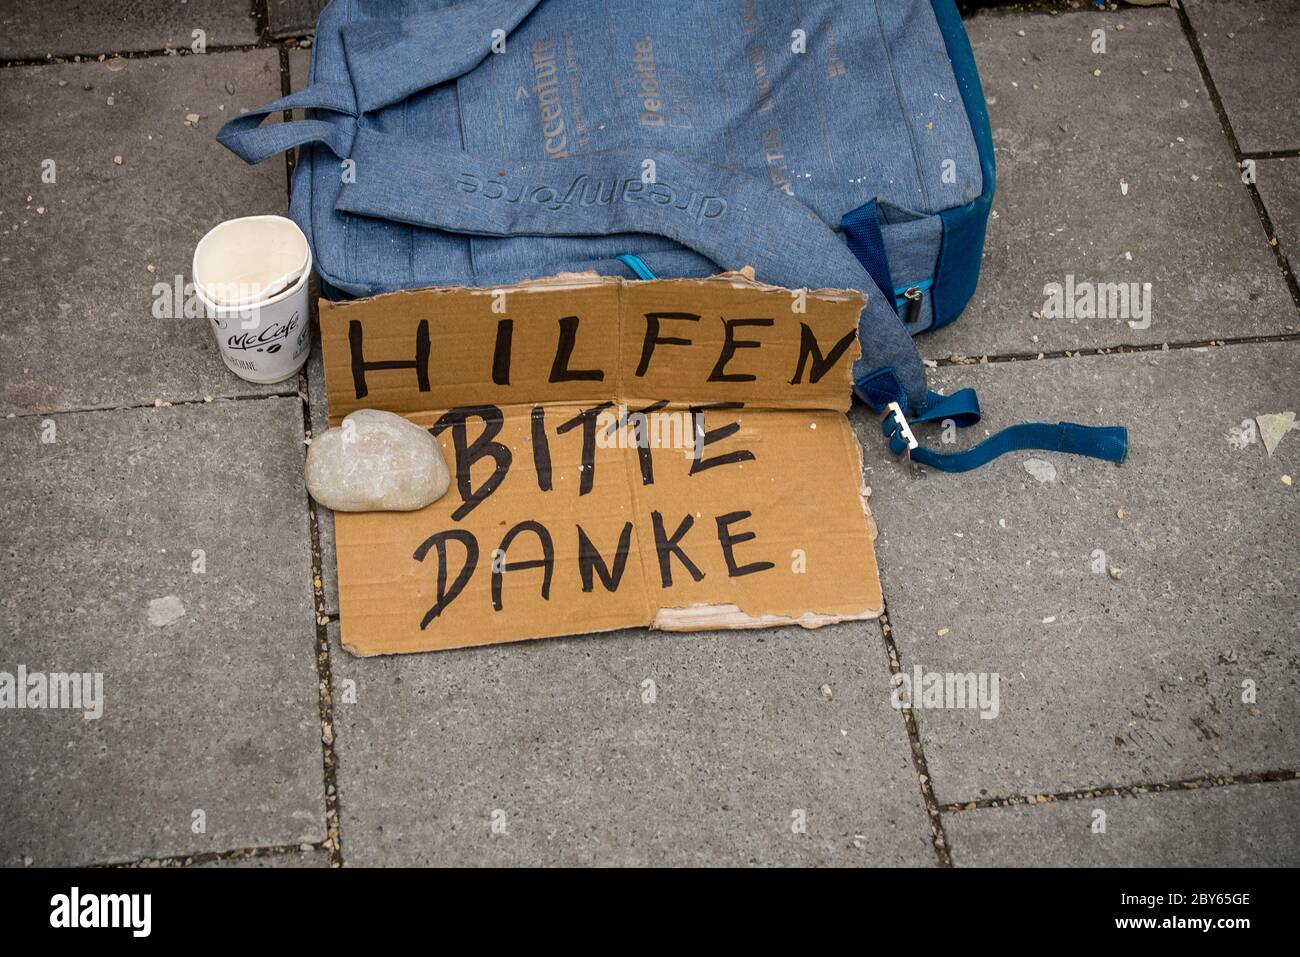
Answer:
[305,409,450,512]
[1022,457,1057,484]
[147,595,186,627]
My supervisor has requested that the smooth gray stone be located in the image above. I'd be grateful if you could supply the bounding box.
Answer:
[0,398,324,866]
[924,8,1295,360]
[1185,0,1300,154]
[327,622,937,866]
[947,780,1300,867]
[853,342,1300,806]
[0,0,259,60]
[306,410,450,512]
[0,51,289,415]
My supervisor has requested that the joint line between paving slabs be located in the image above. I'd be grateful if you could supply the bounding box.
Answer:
[99,842,325,869]
[939,768,1300,814]
[253,0,272,42]
[0,0,311,73]
[279,48,345,869]
[301,392,344,869]
[874,605,953,867]
[1240,149,1300,162]
[1175,1,1300,315]
[279,44,296,195]
[0,42,310,70]
[933,331,1300,368]
[2,391,303,421]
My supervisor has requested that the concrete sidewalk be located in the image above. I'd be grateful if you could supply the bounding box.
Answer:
[1,0,1296,867]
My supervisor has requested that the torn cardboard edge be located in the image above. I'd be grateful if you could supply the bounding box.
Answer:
[319,271,882,655]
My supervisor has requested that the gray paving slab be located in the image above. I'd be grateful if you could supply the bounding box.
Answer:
[946,779,1300,867]
[852,342,1300,806]
[0,50,289,415]
[1257,158,1300,273]
[0,1,260,61]
[327,622,936,867]
[926,9,1295,361]
[1185,0,1300,155]
[0,398,324,866]
[268,0,326,39]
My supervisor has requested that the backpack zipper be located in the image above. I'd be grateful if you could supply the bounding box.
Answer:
[616,253,657,280]
[894,279,933,325]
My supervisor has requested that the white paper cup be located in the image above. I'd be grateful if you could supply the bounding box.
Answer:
[193,216,313,384]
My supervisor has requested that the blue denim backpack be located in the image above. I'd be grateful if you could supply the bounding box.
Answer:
[219,0,1126,472]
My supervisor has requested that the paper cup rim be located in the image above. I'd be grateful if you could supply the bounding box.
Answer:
[192,215,311,308]
[193,248,311,315]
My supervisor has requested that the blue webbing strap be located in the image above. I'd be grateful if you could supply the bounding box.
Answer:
[910,387,981,427]
[841,201,896,313]
[880,389,1128,472]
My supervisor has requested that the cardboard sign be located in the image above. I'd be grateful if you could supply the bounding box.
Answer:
[319,273,882,655]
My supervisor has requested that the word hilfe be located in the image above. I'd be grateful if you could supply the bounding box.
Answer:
[345,310,858,399]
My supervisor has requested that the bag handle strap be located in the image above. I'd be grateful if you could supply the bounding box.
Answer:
[217,83,357,165]
[334,127,930,411]
[339,0,546,114]
[217,0,544,163]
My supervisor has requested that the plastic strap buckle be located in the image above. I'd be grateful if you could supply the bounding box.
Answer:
[882,401,919,458]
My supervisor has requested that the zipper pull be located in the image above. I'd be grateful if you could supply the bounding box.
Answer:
[900,285,924,326]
